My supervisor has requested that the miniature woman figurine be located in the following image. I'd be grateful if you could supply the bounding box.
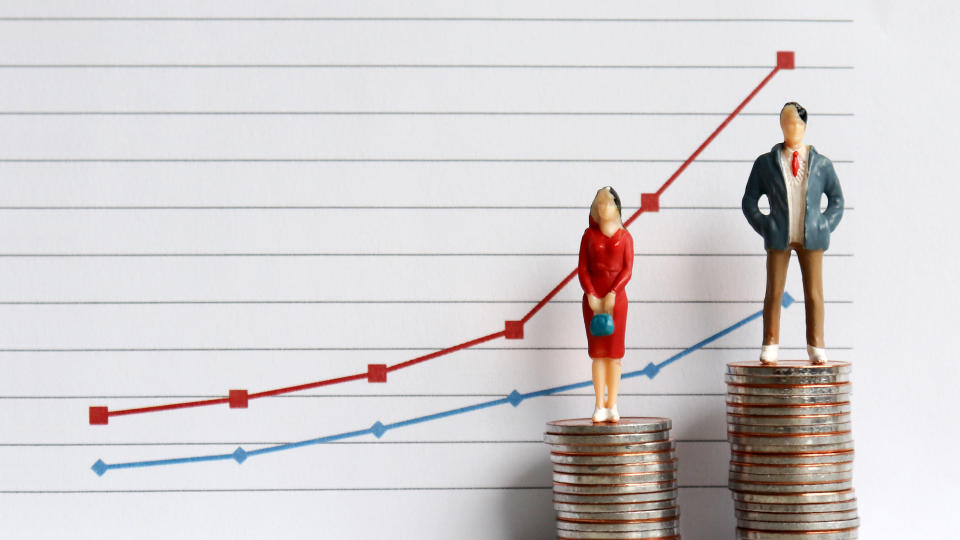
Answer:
[578,187,634,423]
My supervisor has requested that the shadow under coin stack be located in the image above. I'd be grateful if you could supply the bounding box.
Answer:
[544,418,680,539]
[726,361,858,539]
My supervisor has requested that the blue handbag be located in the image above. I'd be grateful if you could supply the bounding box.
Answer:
[589,313,615,337]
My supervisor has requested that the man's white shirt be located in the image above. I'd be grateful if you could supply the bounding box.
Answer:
[779,144,808,245]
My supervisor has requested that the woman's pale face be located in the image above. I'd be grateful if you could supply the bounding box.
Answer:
[593,189,619,223]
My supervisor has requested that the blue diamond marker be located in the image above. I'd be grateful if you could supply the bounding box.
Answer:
[371,421,387,438]
[643,362,660,379]
[506,390,524,407]
[781,291,795,308]
[91,459,108,477]
[232,447,248,464]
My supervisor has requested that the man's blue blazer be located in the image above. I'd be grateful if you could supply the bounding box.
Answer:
[742,144,844,251]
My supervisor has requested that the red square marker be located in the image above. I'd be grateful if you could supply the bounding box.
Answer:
[368,364,388,383]
[505,320,524,339]
[89,406,109,425]
[641,193,659,213]
[777,51,795,70]
[229,389,249,408]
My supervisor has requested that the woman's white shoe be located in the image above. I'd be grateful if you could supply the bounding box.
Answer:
[592,407,610,422]
[608,405,620,422]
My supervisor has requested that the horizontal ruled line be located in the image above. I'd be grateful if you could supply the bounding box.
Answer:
[0,64,853,70]
[0,206,857,211]
[0,158,856,164]
[0,252,855,258]
[0,111,856,117]
[0,346,852,353]
[0,439,727,447]
[0,17,853,23]
[0,486,727,494]
[0,488,549,493]
[0,393,726,400]
[0,300,852,305]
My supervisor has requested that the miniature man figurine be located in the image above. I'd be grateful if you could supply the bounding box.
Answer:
[742,102,844,365]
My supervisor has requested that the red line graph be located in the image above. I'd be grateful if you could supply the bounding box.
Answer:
[88,52,792,425]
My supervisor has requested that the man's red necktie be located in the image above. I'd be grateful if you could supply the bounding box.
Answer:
[791,150,800,177]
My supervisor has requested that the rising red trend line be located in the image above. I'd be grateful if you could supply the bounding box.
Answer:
[88,52,793,425]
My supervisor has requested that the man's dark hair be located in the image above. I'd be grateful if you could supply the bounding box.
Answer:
[782,102,807,124]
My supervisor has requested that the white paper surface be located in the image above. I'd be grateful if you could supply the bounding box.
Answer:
[0,1,954,538]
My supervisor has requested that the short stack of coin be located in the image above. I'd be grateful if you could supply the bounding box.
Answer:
[545,417,680,539]
[726,361,858,539]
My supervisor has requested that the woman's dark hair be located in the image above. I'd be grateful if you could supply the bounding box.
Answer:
[782,102,807,124]
[605,186,622,216]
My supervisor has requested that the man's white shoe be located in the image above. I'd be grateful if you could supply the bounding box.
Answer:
[592,407,610,422]
[807,345,828,365]
[608,405,620,422]
[759,344,779,365]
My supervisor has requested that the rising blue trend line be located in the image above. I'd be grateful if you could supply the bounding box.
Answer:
[92,294,791,476]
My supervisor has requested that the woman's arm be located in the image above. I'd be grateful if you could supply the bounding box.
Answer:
[578,231,603,314]
[578,231,598,297]
[609,230,634,292]
[603,230,633,313]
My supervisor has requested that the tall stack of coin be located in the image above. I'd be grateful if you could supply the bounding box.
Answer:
[545,417,680,539]
[726,361,858,539]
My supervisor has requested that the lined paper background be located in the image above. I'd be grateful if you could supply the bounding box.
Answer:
[0,1,955,538]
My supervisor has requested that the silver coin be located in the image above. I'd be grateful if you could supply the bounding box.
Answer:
[554,500,678,513]
[736,527,857,539]
[730,451,854,465]
[554,481,676,495]
[727,361,851,376]
[727,383,851,396]
[551,450,676,466]
[553,489,678,504]
[728,423,853,435]
[547,417,673,435]
[727,431,853,446]
[729,480,855,493]
[730,471,852,483]
[727,412,851,426]
[554,471,677,485]
[550,440,676,454]
[730,462,853,475]
[736,518,859,532]
[553,459,678,474]
[729,430,853,444]
[734,499,858,514]
[735,509,858,522]
[557,527,680,539]
[726,374,850,385]
[557,519,680,532]
[732,489,856,504]
[727,393,850,405]
[545,431,671,446]
[730,441,855,454]
[727,404,852,416]
[557,507,680,521]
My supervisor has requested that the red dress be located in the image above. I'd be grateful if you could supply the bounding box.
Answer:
[578,216,634,359]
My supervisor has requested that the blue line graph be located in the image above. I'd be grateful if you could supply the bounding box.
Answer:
[91,294,792,476]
